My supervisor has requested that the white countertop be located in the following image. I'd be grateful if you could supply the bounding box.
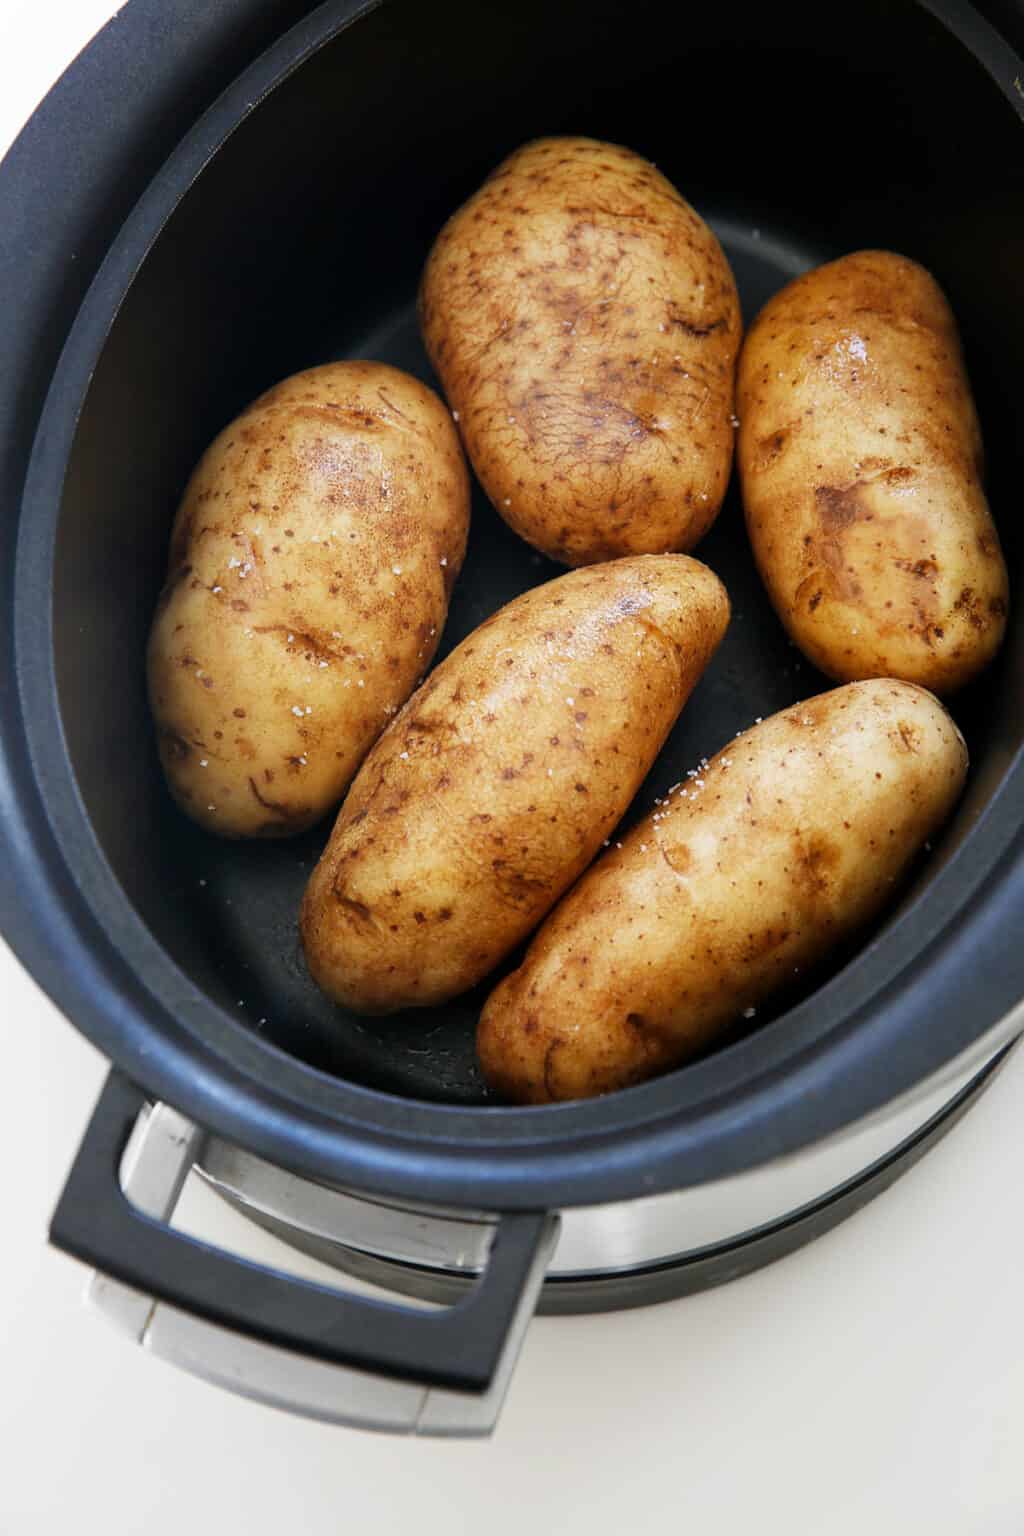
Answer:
[1,6,1022,1531]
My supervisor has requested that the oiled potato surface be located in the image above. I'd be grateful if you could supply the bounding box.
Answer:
[738,251,1007,693]
[478,679,967,1102]
[421,136,741,566]
[148,362,469,837]
[301,555,729,1011]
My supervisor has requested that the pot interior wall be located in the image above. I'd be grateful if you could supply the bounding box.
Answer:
[49,0,1024,1102]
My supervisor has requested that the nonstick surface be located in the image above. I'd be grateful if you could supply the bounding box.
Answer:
[165,218,892,1105]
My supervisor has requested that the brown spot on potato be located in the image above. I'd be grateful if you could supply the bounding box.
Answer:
[894,556,939,580]
[542,1039,564,1100]
[740,926,792,961]
[794,831,840,898]
[247,776,293,819]
[333,893,374,926]
[753,427,790,470]
[815,483,864,529]
[952,586,989,632]
[664,304,727,338]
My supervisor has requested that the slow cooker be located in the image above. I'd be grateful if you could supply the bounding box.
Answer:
[2,0,1022,1437]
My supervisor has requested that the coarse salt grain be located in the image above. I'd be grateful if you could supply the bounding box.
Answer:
[503,497,511,506]
[227,557,241,569]
[357,679,364,688]
[212,585,222,594]
[640,844,648,852]
[392,565,402,575]
[199,758,209,768]
[319,661,328,668]
[291,706,303,717]
[440,557,447,567]
[742,1006,757,1018]
[452,410,460,421]
[287,634,294,642]
[566,696,575,706]
[399,751,409,760]
[207,804,216,812]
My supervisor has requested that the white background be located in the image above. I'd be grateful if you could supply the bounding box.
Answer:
[1,3,1022,1531]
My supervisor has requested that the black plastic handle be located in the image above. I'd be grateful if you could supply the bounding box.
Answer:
[50,1071,551,1394]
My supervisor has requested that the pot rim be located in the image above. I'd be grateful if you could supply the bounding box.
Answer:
[2,0,1023,1210]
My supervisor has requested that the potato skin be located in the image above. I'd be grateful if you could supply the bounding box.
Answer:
[148,362,469,837]
[478,679,967,1103]
[420,136,741,567]
[301,555,729,1012]
[737,251,1008,694]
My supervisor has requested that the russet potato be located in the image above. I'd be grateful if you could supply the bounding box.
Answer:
[421,136,741,567]
[148,362,469,837]
[737,251,1008,694]
[478,679,967,1102]
[301,555,729,1011]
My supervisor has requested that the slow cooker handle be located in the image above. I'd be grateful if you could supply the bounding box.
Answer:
[50,1071,558,1436]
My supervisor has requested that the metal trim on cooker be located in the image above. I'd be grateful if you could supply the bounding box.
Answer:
[87,1098,556,1436]
[198,1034,1017,1278]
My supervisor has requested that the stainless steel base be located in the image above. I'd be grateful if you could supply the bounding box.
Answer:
[84,1041,1016,1434]
[200,1042,1015,1314]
